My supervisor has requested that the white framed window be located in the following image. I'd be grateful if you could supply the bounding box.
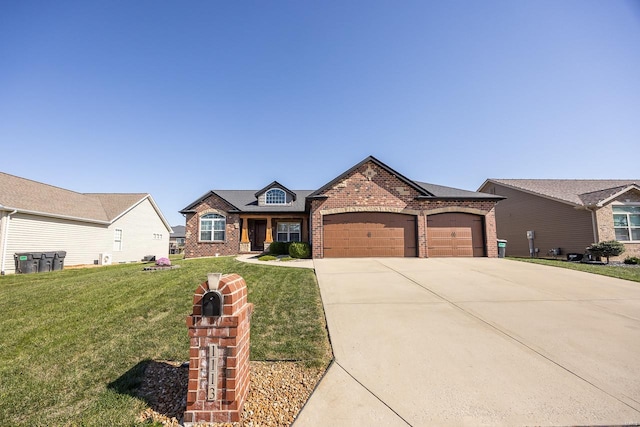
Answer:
[265,188,286,205]
[200,213,226,241]
[277,222,301,242]
[613,206,640,241]
[114,229,123,251]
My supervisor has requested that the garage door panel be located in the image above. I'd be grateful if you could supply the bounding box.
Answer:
[427,213,485,257]
[323,212,416,258]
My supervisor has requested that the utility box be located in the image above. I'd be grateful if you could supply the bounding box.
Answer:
[184,273,254,425]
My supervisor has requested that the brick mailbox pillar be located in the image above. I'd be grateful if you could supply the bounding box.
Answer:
[184,273,254,425]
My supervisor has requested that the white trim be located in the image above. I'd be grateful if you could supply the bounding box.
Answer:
[0,209,17,275]
[265,188,287,205]
[199,213,226,242]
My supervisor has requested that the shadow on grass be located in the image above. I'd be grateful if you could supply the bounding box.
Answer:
[108,359,188,420]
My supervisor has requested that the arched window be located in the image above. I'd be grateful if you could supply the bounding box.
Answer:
[200,213,226,241]
[265,188,286,205]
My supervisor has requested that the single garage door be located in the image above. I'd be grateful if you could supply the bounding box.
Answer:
[323,212,417,257]
[427,213,485,257]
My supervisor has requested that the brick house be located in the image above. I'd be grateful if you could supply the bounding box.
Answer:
[180,156,504,259]
[478,179,640,260]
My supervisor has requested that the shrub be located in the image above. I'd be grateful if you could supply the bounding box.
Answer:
[289,242,312,259]
[624,256,640,265]
[258,255,277,261]
[155,257,171,266]
[587,240,625,264]
[269,242,290,255]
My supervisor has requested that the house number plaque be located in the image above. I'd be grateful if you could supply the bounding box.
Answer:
[207,344,218,401]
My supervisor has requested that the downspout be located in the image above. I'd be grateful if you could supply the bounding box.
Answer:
[587,207,599,243]
[1,209,18,275]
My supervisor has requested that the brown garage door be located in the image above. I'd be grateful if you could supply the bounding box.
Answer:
[427,213,485,257]
[323,212,417,258]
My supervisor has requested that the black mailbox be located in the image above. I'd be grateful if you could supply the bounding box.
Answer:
[202,290,223,317]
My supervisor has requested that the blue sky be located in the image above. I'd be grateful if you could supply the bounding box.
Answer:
[1,1,639,227]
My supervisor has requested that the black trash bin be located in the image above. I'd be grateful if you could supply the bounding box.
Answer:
[497,239,507,258]
[39,252,56,272]
[52,251,67,271]
[14,252,42,274]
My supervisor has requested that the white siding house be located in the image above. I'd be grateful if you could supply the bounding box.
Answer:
[0,172,172,275]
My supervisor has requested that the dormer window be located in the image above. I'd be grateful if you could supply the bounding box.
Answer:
[265,188,286,205]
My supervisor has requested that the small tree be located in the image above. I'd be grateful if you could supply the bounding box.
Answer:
[587,240,625,264]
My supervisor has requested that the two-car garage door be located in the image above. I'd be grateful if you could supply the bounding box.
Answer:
[322,212,485,258]
[323,212,416,258]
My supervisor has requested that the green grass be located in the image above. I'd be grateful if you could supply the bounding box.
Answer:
[510,257,640,283]
[0,257,331,426]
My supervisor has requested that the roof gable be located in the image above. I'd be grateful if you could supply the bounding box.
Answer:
[307,156,434,199]
[254,181,297,201]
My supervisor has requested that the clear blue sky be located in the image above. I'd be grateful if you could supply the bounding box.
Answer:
[1,1,639,227]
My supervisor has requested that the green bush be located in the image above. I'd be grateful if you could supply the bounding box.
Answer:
[258,255,277,261]
[289,242,312,259]
[587,240,626,264]
[624,256,640,265]
[268,241,290,255]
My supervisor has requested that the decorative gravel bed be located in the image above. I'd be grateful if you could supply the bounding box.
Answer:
[137,360,327,426]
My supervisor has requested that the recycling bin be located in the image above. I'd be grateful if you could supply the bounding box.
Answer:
[497,239,507,258]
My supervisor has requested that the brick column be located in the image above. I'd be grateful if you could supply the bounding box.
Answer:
[184,274,253,425]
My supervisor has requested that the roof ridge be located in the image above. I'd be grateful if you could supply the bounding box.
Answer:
[0,171,86,196]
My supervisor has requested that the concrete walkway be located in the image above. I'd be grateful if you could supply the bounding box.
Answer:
[295,258,640,426]
[235,254,314,269]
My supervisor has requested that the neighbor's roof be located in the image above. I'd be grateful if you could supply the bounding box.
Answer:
[180,189,314,213]
[0,171,169,226]
[482,179,640,207]
[170,225,186,238]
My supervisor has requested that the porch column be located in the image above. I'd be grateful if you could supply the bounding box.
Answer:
[265,217,273,243]
[239,216,251,253]
[263,216,274,252]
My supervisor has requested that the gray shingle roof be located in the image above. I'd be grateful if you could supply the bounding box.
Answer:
[214,190,314,212]
[414,181,502,199]
[486,179,640,206]
[0,171,150,222]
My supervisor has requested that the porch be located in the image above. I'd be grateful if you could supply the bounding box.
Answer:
[239,215,309,253]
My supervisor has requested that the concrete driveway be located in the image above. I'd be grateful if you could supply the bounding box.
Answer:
[295,258,640,426]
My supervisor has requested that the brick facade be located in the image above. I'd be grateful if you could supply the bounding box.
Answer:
[309,161,499,258]
[594,190,640,261]
[182,158,501,259]
[184,195,240,258]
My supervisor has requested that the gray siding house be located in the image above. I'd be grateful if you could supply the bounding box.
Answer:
[479,179,640,261]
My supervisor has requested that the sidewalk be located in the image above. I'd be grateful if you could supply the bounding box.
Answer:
[235,254,314,269]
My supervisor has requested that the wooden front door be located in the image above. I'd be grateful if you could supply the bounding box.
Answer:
[427,213,485,257]
[250,220,267,252]
[323,212,417,258]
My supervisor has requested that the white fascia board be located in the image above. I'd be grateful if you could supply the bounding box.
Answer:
[596,185,640,207]
[0,206,110,225]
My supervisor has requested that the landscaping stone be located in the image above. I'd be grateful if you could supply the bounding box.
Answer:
[137,360,326,426]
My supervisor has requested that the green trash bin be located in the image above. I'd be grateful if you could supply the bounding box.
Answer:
[497,239,507,258]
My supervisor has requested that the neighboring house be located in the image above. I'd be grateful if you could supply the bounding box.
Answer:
[0,172,173,274]
[180,156,504,259]
[169,225,186,254]
[478,179,640,260]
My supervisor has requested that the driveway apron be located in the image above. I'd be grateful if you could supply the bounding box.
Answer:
[295,258,640,426]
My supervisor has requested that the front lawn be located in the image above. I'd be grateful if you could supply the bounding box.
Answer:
[511,257,640,283]
[0,257,331,426]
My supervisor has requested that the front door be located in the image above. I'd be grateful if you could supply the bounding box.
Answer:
[250,220,267,252]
